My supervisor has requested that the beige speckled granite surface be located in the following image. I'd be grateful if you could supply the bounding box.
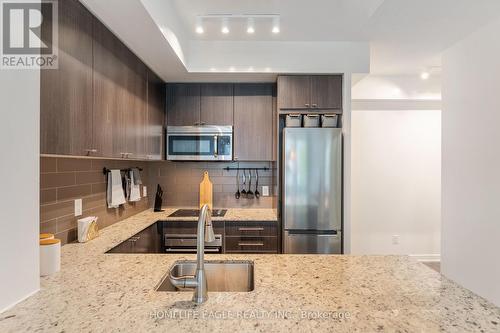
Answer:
[1,209,499,333]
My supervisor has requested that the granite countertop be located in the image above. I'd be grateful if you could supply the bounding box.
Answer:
[1,210,499,332]
[156,207,278,222]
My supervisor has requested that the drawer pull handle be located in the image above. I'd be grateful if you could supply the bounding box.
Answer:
[238,242,264,247]
[238,227,264,231]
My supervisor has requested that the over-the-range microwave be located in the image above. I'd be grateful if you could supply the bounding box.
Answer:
[166,125,233,161]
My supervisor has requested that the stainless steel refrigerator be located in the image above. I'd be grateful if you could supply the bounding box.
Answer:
[283,127,342,254]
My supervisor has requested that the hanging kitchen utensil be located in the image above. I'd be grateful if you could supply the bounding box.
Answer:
[241,170,247,198]
[199,171,213,210]
[247,169,254,199]
[254,169,260,199]
[235,168,241,199]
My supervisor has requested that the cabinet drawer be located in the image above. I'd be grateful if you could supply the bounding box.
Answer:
[225,236,278,253]
[225,221,277,237]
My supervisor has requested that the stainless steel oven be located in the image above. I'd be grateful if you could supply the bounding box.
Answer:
[166,125,233,161]
[164,234,223,253]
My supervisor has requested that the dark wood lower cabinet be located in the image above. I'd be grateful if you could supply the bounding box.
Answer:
[225,221,277,237]
[225,221,278,253]
[225,236,278,253]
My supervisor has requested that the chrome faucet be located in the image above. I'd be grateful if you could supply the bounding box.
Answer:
[168,204,215,304]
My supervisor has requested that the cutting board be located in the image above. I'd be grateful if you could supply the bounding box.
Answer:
[199,171,213,210]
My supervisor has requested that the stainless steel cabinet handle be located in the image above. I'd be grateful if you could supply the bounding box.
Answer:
[238,241,264,246]
[312,103,318,108]
[305,103,310,107]
[238,227,264,231]
[214,135,218,157]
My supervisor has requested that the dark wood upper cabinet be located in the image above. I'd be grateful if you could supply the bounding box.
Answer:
[40,0,164,160]
[122,51,147,159]
[277,76,311,109]
[277,75,343,111]
[166,84,200,126]
[92,18,127,158]
[310,75,342,109]
[200,84,234,125]
[40,0,93,155]
[146,70,165,160]
[233,84,273,161]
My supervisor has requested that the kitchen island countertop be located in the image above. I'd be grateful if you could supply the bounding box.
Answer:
[0,209,499,333]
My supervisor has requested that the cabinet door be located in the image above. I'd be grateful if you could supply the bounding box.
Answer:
[122,52,147,159]
[277,76,311,109]
[310,75,342,110]
[146,70,165,160]
[234,84,273,161]
[166,84,200,126]
[92,19,128,158]
[200,84,233,125]
[40,0,93,155]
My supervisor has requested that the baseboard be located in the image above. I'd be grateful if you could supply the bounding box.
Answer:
[409,254,441,262]
[0,288,39,314]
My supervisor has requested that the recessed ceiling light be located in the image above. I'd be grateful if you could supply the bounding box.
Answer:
[229,66,235,72]
[420,71,430,80]
[210,67,216,72]
[221,18,229,34]
[247,18,255,34]
[195,17,204,34]
[272,17,280,34]
[247,66,254,72]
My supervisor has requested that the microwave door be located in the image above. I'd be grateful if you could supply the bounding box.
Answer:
[168,135,215,160]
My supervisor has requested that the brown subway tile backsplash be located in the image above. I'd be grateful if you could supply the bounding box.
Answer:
[40,201,73,222]
[40,157,275,245]
[40,157,57,173]
[57,158,92,172]
[40,157,150,245]
[40,219,57,234]
[148,161,277,209]
[41,172,76,189]
[40,189,57,204]
[75,171,105,185]
[57,184,92,201]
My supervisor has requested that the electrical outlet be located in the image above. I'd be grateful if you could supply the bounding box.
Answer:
[142,186,147,197]
[74,199,82,217]
[262,186,269,196]
[392,235,400,245]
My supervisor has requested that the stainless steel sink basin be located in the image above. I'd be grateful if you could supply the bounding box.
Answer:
[156,260,254,292]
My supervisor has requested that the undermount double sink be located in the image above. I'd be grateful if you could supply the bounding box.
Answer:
[156,260,254,292]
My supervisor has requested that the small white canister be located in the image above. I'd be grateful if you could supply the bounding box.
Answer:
[40,238,61,276]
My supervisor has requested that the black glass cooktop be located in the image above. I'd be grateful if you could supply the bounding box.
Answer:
[168,209,227,218]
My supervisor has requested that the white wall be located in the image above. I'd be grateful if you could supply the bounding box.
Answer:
[442,17,500,306]
[350,75,442,258]
[351,110,441,257]
[0,68,40,312]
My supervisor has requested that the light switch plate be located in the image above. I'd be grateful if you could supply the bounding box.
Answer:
[262,186,269,196]
[74,199,82,217]
[142,186,147,197]
[392,235,400,245]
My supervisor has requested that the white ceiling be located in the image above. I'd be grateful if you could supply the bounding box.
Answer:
[171,0,385,41]
[80,0,500,81]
